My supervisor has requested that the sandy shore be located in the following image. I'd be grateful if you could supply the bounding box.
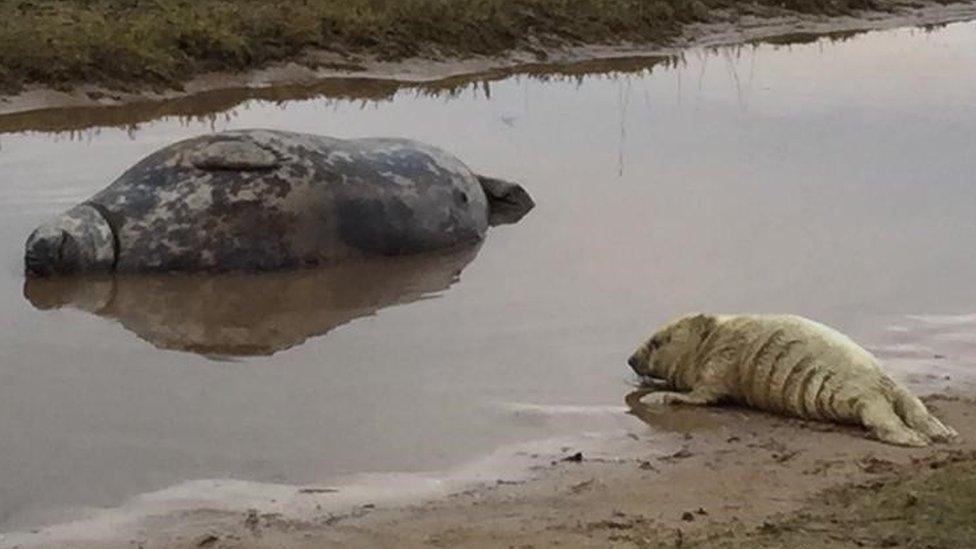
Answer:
[280,396,976,549]
[1,0,976,121]
[9,395,971,548]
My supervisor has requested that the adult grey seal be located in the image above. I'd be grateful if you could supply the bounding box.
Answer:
[24,246,479,357]
[24,129,533,276]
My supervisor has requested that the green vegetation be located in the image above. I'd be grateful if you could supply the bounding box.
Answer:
[0,0,887,94]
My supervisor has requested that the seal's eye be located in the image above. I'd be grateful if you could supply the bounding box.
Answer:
[649,334,671,351]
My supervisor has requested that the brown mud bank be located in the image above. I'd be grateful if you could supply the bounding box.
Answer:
[8,390,970,548]
[2,0,976,130]
[140,396,976,549]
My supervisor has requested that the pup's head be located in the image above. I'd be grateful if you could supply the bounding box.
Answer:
[627,313,717,384]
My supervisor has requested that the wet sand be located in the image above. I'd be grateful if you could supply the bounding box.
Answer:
[260,398,976,549]
[16,398,976,548]
[1,0,976,121]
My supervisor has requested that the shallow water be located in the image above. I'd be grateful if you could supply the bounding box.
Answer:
[2,22,976,534]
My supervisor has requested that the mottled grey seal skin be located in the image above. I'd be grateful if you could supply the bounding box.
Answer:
[24,246,480,357]
[24,129,533,276]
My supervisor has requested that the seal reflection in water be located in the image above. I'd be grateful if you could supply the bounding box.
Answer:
[24,246,479,357]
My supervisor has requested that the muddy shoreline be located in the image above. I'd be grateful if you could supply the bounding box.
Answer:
[9,396,973,548]
[2,0,976,126]
[291,397,976,549]
[295,397,976,549]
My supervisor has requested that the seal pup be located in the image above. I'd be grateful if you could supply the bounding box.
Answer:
[627,313,958,447]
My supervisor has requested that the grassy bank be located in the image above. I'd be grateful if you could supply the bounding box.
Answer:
[0,0,886,94]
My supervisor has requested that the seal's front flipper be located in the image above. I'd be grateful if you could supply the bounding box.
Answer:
[640,390,716,406]
[477,175,535,226]
[636,377,670,390]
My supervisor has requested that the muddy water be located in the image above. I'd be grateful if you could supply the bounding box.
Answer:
[2,22,976,534]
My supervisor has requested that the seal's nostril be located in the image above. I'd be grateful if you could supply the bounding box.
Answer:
[628,355,638,369]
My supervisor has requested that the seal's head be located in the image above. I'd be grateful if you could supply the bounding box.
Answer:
[628,314,718,384]
[25,204,116,277]
[25,225,81,276]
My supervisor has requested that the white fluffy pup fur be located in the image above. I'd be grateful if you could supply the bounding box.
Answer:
[628,314,957,447]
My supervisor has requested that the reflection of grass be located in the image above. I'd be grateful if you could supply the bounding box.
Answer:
[0,0,887,94]
[747,29,865,46]
[0,55,674,135]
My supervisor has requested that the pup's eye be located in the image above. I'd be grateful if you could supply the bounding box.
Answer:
[649,334,671,350]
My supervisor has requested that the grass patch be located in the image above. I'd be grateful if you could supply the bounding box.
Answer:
[0,0,888,93]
